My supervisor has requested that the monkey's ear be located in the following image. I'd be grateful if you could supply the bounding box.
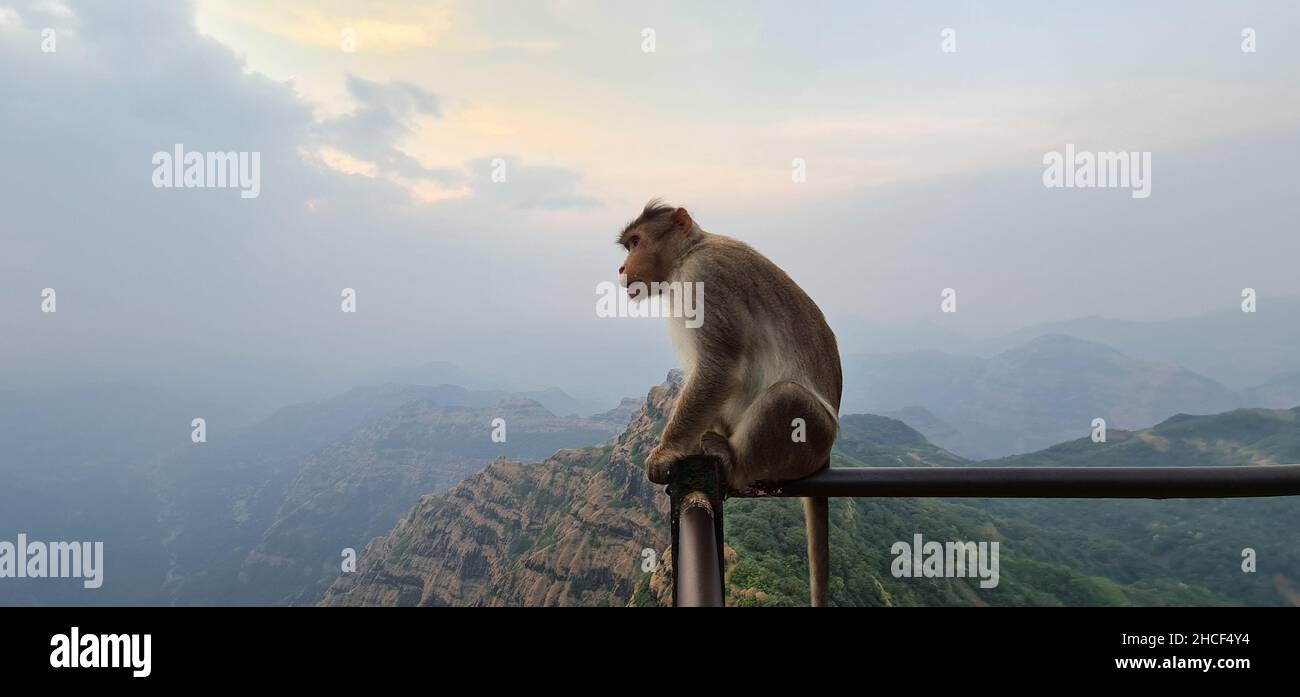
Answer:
[672,207,692,233]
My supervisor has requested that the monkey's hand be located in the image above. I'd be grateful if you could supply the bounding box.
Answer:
[646,442,691,484]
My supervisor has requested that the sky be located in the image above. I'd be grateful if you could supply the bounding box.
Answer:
[2,0,1299,409]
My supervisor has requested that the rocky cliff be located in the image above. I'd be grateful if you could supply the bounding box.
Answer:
[320,376,683,606]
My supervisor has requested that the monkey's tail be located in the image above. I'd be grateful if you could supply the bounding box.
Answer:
[802,496,829,607]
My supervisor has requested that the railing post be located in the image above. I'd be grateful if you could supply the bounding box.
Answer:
[669,455,726,607]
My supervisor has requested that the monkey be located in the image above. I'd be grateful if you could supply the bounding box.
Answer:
[616,199,842,606]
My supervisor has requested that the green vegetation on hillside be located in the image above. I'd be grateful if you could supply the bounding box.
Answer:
[720,409,1299,606]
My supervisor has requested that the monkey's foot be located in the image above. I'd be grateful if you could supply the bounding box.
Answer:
[699,432,741,492]
[699,432,733,465]
[646,443,690,484]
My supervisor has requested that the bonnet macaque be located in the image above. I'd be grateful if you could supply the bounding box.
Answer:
[617,200,842,606]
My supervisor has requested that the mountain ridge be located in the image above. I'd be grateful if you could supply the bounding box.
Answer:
[843,334,1251,458]
[321,374,1300,607]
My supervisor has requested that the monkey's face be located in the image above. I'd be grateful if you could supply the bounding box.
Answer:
[617,205,693,300]
[618,226,669,300]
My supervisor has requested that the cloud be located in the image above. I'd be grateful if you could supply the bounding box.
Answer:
[467,157,600,210]
[33,1,74,19]
[199,2,452,53]
[0,0,615,406]
[309,76,596,206]
[459,37,562,53]
[314,75,458,184]
[0,8,24,29]
[314,147,379,178]
[6,0,1299,409]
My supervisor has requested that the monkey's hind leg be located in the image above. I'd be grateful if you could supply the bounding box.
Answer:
[729,381,836,607]
[728,381,836,490]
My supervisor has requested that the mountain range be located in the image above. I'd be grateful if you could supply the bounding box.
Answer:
[843,334,1298,458]
[322,372,1300,607]
[5,321,1299,606]
[835,297,1300,391]
[0,382,624,606]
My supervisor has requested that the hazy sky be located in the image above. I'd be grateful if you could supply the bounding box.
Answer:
[2,1,1298,407]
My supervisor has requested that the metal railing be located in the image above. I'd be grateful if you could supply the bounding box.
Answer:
[667,459,1300,607]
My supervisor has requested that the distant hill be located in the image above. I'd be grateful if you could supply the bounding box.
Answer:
[882,406,963,452]
[1245,372,1300,410]
[589,397,644,428]
[0,382,243,605]
[390,361,611,417]
[979,406,1300,468]
[154,387,621,605]
[836,299,1300,392]
[0,382,621,606]
[843,334,1245,458]
[981,298,1300,390]
[833,414,966,468]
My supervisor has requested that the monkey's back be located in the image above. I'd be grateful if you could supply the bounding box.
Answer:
[674,233,843,413]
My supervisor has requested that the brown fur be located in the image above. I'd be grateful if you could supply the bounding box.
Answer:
[617,200,843,607]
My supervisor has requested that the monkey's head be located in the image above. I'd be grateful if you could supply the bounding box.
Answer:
[616,199,696,300]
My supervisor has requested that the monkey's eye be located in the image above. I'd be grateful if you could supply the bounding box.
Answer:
[628,236,640,250]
